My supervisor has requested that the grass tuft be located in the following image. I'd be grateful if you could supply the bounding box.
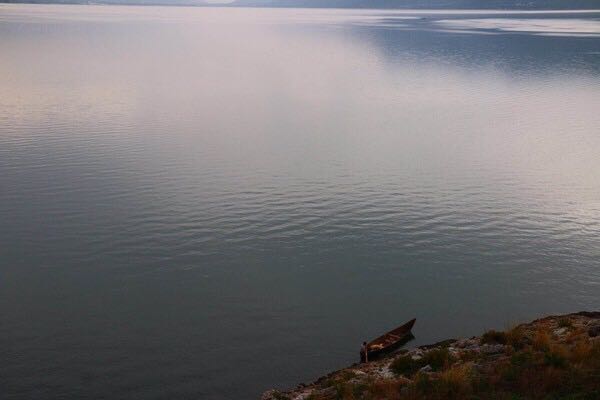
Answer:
[533,330,551,352]
[558,318,573,328]
[390,348,455,377]
[481,330,508,345]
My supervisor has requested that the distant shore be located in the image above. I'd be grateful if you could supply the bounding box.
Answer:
[2,0,600,11]
[262,312,600,400]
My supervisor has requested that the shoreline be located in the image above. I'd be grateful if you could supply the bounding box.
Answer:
[262,311,600,400]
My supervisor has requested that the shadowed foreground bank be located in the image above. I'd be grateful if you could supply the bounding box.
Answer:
[263,312,600,400]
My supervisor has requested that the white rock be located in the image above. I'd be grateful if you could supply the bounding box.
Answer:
[554,327,568,336]
[376,366,395,379]
[419,365,433,373]
[293,391,314,400]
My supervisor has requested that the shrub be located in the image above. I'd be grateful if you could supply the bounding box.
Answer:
[366,379,405,398]
[544,350,567,368]
[423,348,455,371]
[502,349,537,383]
[413,372,432,394]
[271,391,290,400]
[482,330,508,345]
[506,326,529,350]
[391,348,455,377]
[571,340,593,363]
[390,354,421,376]
[351,383,368,398]
[533,330,551,352]
[558,318,573,328]
[339,371,356,382]
[510,350,535,368]
[437,364,473,398]
[580,341,600,369]
[333,382,355,400]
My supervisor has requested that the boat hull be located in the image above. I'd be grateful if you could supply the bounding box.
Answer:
[360,319,416,362]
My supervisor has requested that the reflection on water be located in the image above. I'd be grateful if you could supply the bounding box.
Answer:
[436,17,600,36]
[1,5,599,400]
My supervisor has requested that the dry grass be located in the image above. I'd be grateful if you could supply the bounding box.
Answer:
[437,364,473,397]
[505,325,529,349]
[481,330,508,345]
[532,329,551,352]
[367,379,405,399]
[390,348,455,377]
[295,316,600,400]
[557,317,573,328]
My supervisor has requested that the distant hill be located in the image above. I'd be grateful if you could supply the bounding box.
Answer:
[2,0,599,9]
[229,0,600,9]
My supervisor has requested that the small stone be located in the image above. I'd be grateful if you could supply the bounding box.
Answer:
[588,323,600,337]
[448,347,460,356]
[411,354,423,361]
[419,364,433,372]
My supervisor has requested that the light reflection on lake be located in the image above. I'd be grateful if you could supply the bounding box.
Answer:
[1,5,599,400]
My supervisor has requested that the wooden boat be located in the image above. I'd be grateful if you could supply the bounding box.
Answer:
[360,318,416,362]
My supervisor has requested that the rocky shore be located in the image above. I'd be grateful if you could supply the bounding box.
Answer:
[262,312,600,400]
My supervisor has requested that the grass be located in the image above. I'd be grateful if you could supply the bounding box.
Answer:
[558,318,573,328]
[390,348,455,377]
[481,330,508,345]
[532,329,551,352]
[293,316,600,400]
[505,326,530,350]
[271,391,290,400]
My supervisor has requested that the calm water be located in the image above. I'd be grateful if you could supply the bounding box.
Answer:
[1,5,600,399]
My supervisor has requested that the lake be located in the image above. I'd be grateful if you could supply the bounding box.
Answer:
[1,4,599,399]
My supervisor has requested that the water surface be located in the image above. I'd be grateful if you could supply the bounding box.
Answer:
[1,5,600,399]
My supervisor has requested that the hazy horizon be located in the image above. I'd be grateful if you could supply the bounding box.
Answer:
[2,0,600,10]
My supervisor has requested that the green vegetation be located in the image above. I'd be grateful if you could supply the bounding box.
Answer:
[292,315,600,400]
[481,329,508,345]
[390,348,455,376]
[558,318,573,329]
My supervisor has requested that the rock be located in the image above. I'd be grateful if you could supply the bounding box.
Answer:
[411,354,423,361]
[481,344,505,354]
[318,387,337,399]
[377,366,395,379]
[448,347,461,356]
[293,392,314,400]
[456,338,479,349]
[588,323,600,337]
[419,365,433,373]
[554,327,568,336]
